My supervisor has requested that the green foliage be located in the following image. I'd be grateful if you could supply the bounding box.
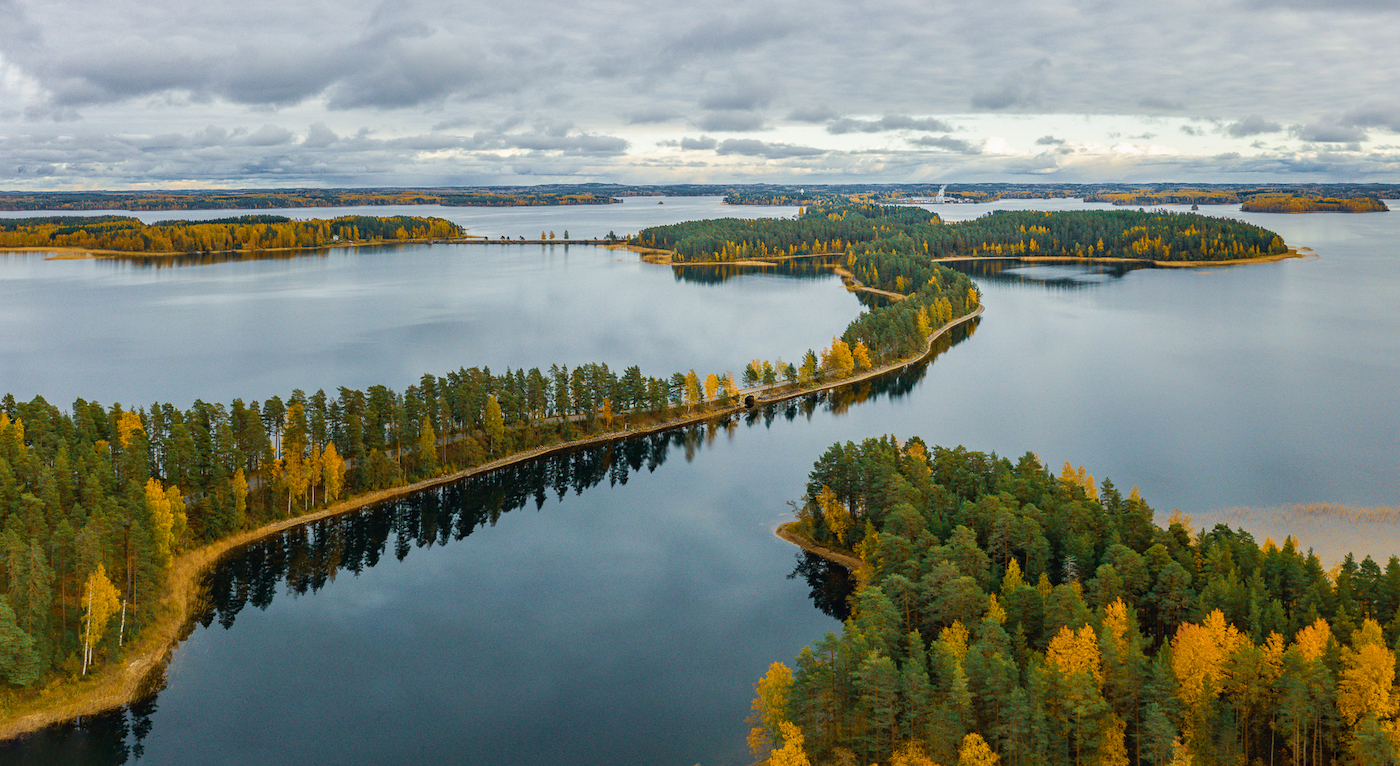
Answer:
[777,436,1400,766]
[0,215,465,253]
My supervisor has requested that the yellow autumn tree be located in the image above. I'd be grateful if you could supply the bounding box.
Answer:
[891,740,942,766]
[1294,617,1333,662]
[82,564,122,675]
[1047,624,1103,682]
[231,467,248,528]
[684,370,702,410]
[769,722,811,766]
[747,662,794,757]
[1338,619,1398,726]
[1172,609,1246,743]
[852,342,873,371]
[816,485,850,545]
[958,732,999,766]
[704,373,720,403]
[116,409,144,448]
[322,442,345,502]
[145,478,186,564]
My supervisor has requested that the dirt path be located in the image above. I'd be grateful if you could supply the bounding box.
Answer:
[776,522,864,572]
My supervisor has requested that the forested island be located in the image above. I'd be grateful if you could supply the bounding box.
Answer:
[1241,196,1389,214]
[636,204,1291,265]
[0,214,465,255]
[0,217,984,733]
[751,437,1400,766]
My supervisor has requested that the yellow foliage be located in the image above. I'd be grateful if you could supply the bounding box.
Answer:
[1001,558,1025,596]
[1047,624,1102,683]
[1172,610,1245,711]
[816,485,850,545]
[892,740,944,766]
[1098,714,1130,766]
[1294,617,1333,662]
[144,478,185,562]
[82,564,122,673]
[986,593,1007,624]
[117,410,144,448]
[769,722,811,766]
[747,662,794,757]
[940,621,969,661]
[958,732,1000,766]
[1103,598,1132,655]
[1338,642,1397,726]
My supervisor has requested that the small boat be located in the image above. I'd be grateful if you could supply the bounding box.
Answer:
[657,200,664,204]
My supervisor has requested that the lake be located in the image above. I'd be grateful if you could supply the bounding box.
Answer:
[2,197,1398,764]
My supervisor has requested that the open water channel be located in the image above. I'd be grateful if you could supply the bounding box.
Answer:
[2,197,1399,764]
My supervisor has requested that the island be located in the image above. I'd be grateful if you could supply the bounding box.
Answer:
[1241,195,1390,213]
[635,203,1296,266]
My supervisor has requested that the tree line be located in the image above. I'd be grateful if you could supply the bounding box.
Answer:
[0,215,464,254]
[636,204,1290,264]
[750,437,1400,766]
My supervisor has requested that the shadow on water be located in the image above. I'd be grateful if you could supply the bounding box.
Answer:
[948,258,1146,288]
[669,256,843,285]
[0,319,976,764]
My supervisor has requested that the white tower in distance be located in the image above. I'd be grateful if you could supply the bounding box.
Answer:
[935,185,947,204]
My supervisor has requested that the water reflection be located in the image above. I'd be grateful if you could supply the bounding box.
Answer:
[0,321,975,764]
[950,258,1144,288]
[789,552,855,621]
[669,256,844,285]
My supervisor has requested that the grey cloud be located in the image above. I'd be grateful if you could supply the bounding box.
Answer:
[699,81,772,112]
[304,122,339,148]
[1035,135,1065,146]
[626,107,682,124]
[1180,125,1205,136]
[1341,104,1400,132]
[1292,122,1368,143]
[1138,96,1185,111]
[909,135,980,154]
[245,124,295,146]
[826,116,954,134]
[1225,115,1282,137]
[431,117,474,131]
[715,139,824,159]
[970,59,1049,112]
[788,105,838,123]
[679,136,719,151]
[696,111,767,132]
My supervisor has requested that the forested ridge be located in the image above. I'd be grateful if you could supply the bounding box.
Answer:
[0,214,464,254]
[749,437,1400,766]
[0,220,982,715]
[636,204,1289,264]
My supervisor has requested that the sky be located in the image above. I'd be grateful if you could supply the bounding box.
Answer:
[2,0,1398,189]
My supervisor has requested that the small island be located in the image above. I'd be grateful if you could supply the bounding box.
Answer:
[1241,195,1389,213]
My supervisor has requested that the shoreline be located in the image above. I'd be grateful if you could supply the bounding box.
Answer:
[775,522,865,573]
[0,301,984,740]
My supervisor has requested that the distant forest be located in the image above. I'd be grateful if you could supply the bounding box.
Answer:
[637,204,1290,264]
[750,437,1400,766]
[4,183,1396,212]
[0,214,464,254]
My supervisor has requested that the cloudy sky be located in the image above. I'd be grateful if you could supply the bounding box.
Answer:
[2,0,1398,189]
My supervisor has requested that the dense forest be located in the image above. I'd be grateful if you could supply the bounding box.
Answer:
[636,204,1290,264]
[0,214,463,254]
[0,221,981,702]
[750,437,1400,766]
[1241,196,1389,214]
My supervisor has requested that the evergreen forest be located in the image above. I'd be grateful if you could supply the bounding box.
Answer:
[749,437,1400,766]
[635,204,1289,264]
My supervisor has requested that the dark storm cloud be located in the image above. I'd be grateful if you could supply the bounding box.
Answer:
[1225,115,1282,137]
[715,139,824,159]
[826,116,954,134]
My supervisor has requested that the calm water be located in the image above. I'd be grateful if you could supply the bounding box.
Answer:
[3,198,1400,764]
